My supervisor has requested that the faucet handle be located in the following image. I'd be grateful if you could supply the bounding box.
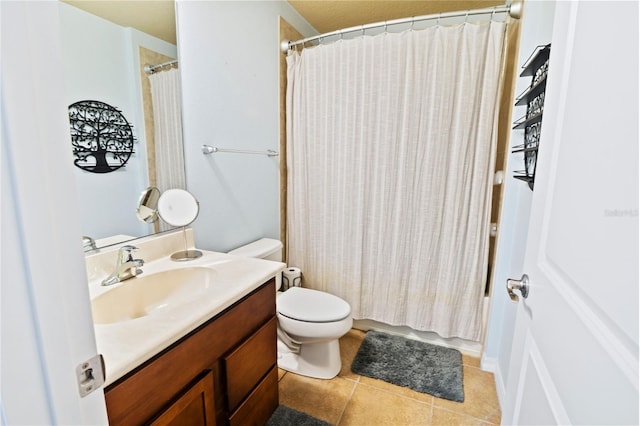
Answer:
[82,236,96,252]
[118,245,139,262]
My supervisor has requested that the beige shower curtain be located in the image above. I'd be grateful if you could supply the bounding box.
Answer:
[286,21,506,341]
[148,67,186,231]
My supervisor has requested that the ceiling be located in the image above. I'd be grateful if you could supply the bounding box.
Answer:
[62,1,177,43]
[289,1,503,33]
[62,0,504,45]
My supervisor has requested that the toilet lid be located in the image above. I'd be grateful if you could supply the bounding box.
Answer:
[277,287,351,323]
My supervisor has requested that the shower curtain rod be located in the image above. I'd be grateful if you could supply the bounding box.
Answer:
[280,2,521,52]
[144,59,178,74]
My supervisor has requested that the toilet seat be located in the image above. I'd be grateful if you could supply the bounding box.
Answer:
[277,287,351,323]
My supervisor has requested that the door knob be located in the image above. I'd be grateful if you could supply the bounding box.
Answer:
[506,274,529,302]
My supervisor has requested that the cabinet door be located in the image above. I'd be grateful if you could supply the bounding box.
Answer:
[149,370,216,426]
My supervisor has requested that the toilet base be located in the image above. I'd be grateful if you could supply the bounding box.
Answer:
[277,338,342,379]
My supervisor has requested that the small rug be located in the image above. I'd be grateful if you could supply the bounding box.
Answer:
[266,405,331,426]
[351,330,464,402]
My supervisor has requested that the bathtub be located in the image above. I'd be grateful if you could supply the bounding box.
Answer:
[352,296,491,357]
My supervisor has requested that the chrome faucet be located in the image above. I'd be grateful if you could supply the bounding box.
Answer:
[101,245,144,286]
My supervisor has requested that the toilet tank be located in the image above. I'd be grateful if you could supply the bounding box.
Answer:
[228,238,283,292]
[227,238,283,262]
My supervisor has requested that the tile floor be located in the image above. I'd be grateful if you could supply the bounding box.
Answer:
[277,329,501,426]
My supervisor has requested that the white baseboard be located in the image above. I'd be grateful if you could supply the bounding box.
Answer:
[481,355,505,411]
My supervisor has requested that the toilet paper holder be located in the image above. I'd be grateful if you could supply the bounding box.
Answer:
[282,267,302,291]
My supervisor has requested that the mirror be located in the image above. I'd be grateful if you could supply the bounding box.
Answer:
[58,2,184,250]
[158,189,200,227]
[136,187,161,223]
[157,189,203,261]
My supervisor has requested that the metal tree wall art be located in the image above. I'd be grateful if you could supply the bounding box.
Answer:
[69,100,135,173]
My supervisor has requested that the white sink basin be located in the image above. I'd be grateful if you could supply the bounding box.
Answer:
[92,267,218,324]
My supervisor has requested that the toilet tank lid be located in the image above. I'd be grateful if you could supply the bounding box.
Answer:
[227,238,282,258]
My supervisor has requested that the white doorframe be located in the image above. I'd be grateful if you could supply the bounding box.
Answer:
[1,2,108,424]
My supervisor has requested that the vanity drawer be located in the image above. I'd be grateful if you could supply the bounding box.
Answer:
[224,316,277,411]
[228,366,278,426]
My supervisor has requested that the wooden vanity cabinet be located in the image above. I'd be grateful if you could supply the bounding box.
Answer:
[104,279,278,426]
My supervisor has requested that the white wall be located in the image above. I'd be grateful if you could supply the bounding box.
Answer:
[176,0,316,252]
[482,0,557,405]
[58,3,177,241]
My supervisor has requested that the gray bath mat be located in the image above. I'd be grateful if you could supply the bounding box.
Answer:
[266,405,331,426]
[351,330,464,402]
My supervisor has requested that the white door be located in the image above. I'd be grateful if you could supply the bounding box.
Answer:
[502,1,639,424]
[1,2,109,424]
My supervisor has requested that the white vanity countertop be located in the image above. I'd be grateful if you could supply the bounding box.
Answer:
[88,249,284,387]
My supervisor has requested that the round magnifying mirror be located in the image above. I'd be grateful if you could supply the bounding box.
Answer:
[136,186,160,223]
[157,189,202,261]
[157,189,200,226]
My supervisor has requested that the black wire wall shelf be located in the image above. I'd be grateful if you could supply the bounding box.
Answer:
[511,43,551,190]
[512,112,543,130]
[510,143,539,154]
[514,76,547,106]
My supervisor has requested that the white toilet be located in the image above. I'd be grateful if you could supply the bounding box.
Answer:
[228,238,352,379]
